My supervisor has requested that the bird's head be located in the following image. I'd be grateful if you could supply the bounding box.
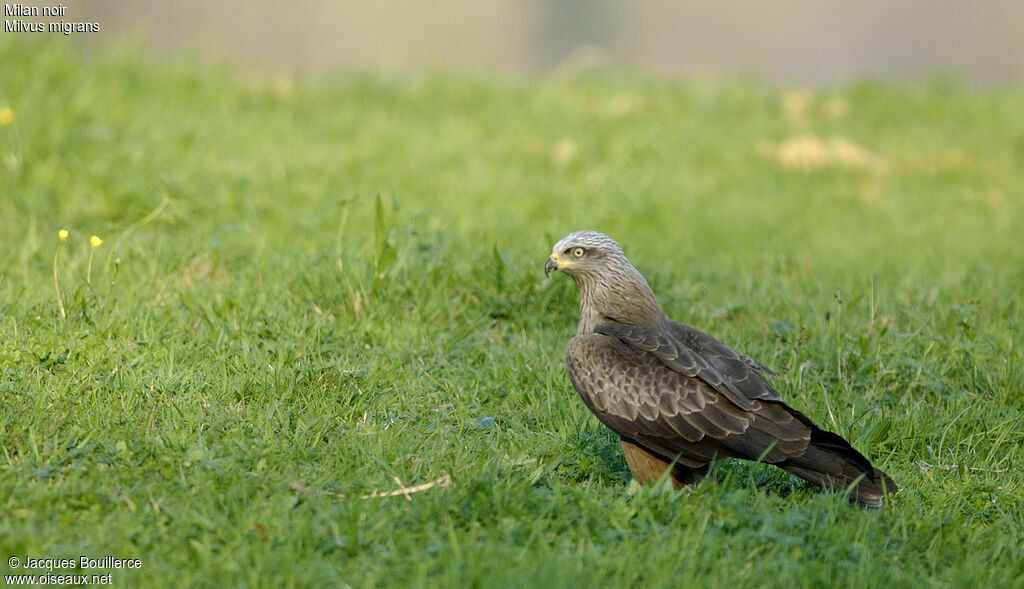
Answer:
[546,231,666,333]
[544,230,627,279]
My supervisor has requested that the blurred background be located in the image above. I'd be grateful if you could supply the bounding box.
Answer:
[77,0,1024,84]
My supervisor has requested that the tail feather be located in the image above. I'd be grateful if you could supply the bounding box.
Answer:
[778,428,898,508]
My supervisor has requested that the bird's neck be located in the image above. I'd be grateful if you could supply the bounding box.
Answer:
[575,265,667,335]
[576,289,605,335]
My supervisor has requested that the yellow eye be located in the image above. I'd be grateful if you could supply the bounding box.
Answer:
[571,247,585,258]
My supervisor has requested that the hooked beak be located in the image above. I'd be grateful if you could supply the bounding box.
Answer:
[544,254,559,277]
[545,256,559,277]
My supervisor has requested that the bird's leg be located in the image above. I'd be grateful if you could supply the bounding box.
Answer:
[620,439,709,489]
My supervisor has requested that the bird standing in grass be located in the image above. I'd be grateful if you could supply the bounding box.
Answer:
[545,231,897,507]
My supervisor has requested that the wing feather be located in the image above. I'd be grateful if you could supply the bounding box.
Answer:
[668,321,782,402]
[566,332,812,466]
[595,322,761,411]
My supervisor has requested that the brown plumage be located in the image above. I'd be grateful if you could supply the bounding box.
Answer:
[545,231,897,508]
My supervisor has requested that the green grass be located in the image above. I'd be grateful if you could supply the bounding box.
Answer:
[2,38,1023,587]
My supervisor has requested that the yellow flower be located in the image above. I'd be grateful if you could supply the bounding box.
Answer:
[58,228,69,241]
[90,235,103,248]
[0,107,13,126]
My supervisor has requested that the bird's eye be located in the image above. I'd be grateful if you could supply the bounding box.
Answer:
[571,247,585,258]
